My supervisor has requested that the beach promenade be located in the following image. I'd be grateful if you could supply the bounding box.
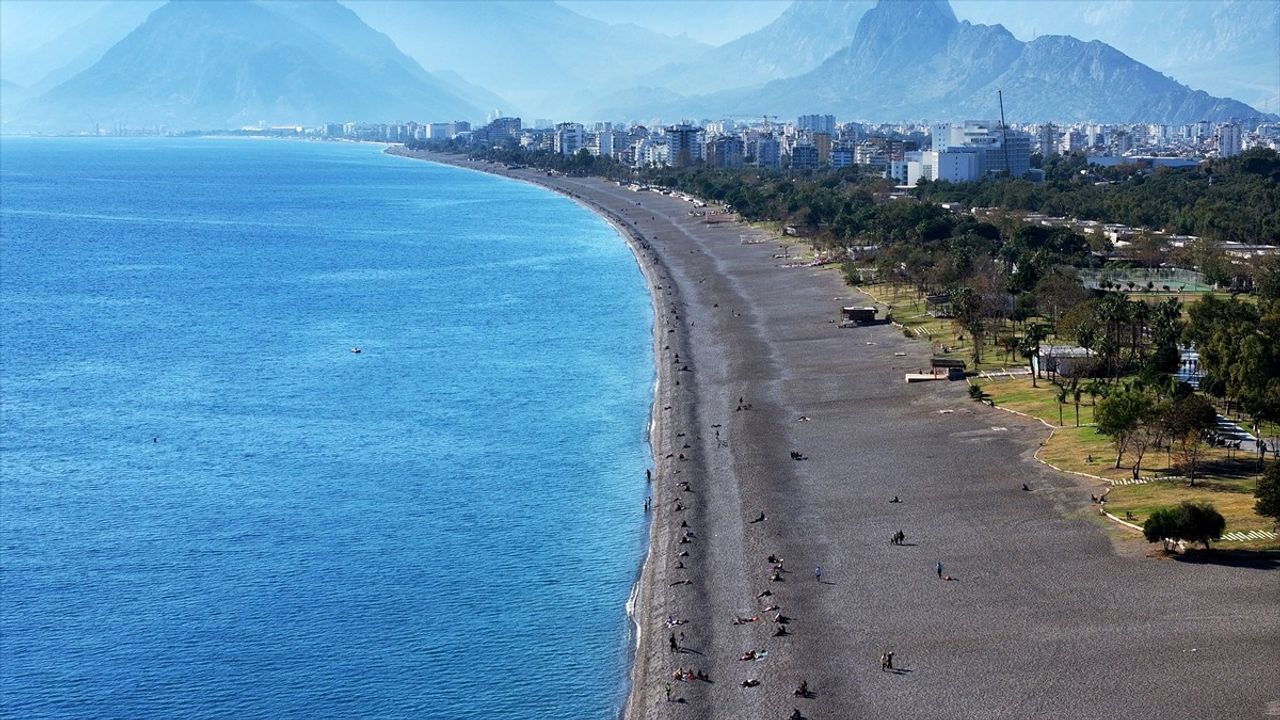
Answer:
[391,149,1280,720]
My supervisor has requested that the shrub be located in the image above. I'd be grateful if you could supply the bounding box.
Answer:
[968,384,984,400]
[1256,462,1280,525]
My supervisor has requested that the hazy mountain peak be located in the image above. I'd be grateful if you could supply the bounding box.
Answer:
[14,0,482,131]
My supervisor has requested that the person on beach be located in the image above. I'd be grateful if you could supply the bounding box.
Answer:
[815,566,822,582]
[669,633,679,653]
[665,683,672,702]
[936,562,944,578]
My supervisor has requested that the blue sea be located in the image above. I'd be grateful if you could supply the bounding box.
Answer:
[0,138,654,719]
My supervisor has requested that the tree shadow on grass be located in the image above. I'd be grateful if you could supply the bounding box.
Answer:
[1174,549,1280,570]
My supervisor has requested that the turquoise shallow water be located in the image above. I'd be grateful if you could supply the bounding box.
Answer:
[0,138,653,719]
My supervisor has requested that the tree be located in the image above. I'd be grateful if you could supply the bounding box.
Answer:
[1178,501,1226,550]
[1162,394,1218,485]
[1143,501,1226,551]
[1256,462,1280,526]
[1096,388,1156,469]
[1056,385,1068,427]
[1128,399,1168,481]
[1143,506,1183,553]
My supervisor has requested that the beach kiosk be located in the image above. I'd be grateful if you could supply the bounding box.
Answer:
[929,357,967,380]
[840,306,878,328]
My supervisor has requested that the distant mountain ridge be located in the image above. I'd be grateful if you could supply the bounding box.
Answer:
[596,0,1268,124]
[346,0,708,119]
[637,0,875,96]
[13,0,483,132]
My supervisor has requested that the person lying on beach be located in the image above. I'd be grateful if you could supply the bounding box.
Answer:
[666,616,686,627]
[740,679,760,688]
[763,604,780,612]
[890,496,901,503]
[749,512,766,523]
[732,615,759,625]
[767,554,783,564]
[739,650,761,661]
[794,680,809,697]
[773,614,791,624]
[757,589,773,598]
[790,708,805,720]
[774,625,789,636]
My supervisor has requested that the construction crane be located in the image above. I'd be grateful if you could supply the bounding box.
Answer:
[998,90,1011,177]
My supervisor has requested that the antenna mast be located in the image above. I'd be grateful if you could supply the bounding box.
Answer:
[998,90,1011,177]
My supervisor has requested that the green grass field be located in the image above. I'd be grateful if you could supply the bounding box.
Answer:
[982,377,1277,549]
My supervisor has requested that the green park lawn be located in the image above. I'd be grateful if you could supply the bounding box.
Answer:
[981,376,1277,549]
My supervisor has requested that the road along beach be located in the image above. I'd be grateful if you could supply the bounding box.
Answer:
[389,147,1280,720]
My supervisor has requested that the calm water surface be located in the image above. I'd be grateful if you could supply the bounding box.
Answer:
[0,138,653,718]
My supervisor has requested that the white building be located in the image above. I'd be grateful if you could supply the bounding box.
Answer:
[554,123,585,156]
[1036,123,1058,157]
[932,120,1032,179]
[905,149,979,186]
[1216,122,1242,157]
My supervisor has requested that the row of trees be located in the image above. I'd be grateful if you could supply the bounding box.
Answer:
[914,149,1280,247]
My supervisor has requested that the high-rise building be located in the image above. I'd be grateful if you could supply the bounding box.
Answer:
[1216,122,1242,157]
[812,132,833,164]
[755,135,781,168]
[932,120,1032,178]
[1036,123,1058,157]
[554,122,584,155]
[790,144,820,169]
[797,114,836,135]
[664,123,704,167]
[706,135,744,168]
[831,147,855,169]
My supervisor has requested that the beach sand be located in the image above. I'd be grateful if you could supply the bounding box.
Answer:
[389,148,1280,720]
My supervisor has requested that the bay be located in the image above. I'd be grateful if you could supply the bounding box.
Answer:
[0,137,653,719]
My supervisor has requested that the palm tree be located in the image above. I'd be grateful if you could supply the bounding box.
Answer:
[1057,385,1068,426]
[1073,385,1083,426]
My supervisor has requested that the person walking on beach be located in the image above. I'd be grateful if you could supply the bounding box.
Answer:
[814,566,822,583]
[669,632,679,653]
[936,562,943,579]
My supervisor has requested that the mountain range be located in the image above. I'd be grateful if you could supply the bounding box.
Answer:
[11,0,481,131]
[594,0,1268,124]
[1,0,1275,132]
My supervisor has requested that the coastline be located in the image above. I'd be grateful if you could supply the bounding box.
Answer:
[383,146,690,717]
[386,146,1280,720]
